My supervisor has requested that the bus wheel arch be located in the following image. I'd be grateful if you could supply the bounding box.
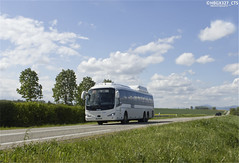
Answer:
[121,111,129,124]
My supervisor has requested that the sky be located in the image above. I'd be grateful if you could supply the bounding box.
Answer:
[0,0,238,108]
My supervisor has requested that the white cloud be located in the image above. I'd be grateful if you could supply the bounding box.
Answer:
[175,53,195,66]
[187,69,195,75]
[133,35,180,54]
[39,76,55,102]
[149,73,194,94]
[148,73,195,108]
[0,14,88,70]
[197,78,238,102]
[78,21,96,30]
[176,53,215,66]
[0,76,21,100]
[228,52,239,57]
[77,36,179,83]
[196,55,215,64]
[78,51,164,84]
[199,20,236,41]
[223,63,239,76]
[148,73,238,108]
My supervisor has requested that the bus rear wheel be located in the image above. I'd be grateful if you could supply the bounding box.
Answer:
[143,112,148,123]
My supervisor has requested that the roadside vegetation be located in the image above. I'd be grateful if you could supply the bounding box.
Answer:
[1,100,227,129]
[0,115,238,162]
[230,107,239,116]
[0,100,85,127]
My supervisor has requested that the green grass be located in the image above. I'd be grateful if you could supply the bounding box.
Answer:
[0,121,97,130]
[1,115,238,162]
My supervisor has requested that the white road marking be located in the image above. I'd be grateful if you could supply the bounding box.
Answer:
[0,126,100,137]
[1,129,111,146]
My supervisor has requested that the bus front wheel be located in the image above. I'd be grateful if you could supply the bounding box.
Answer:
[97,121,103,125]
[121,112,129,124]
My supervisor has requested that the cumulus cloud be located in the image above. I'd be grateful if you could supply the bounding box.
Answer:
[77,35,180,83]
[176,53,215,66]
[78,51,164,84]
[196,55,215,64]
[175,53,195,66]
[0,14,88,70]
[148,73,195,107]
[148,73,238,108]
[148,73,194,94]
[199,20,236,41]
[223,63,239,76]
[0,76,21,100]
[133,35,181,54]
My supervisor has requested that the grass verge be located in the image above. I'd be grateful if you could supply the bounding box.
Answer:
[0,116,238,162]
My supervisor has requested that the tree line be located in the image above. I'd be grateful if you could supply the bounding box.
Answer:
[16,68,112,105]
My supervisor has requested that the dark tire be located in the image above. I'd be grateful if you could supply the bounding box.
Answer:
[143,112,148,123]
[97,121,103,125]
[121,112,128,124]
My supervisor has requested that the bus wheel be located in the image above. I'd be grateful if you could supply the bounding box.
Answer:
[97,121,103,125]
[143,112,148,123]
[121,112,128,124]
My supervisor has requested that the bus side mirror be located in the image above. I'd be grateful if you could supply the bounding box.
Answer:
[115,91,121,106]
[116,91,120,99]
[81,91,87,100]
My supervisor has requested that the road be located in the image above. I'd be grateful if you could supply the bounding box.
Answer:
[0,116,213,150]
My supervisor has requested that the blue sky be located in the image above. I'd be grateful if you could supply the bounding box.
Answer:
[0,0,238,108]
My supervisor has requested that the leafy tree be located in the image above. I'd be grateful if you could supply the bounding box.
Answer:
[103,79,113,83]
[75,76,95,106]
[52,69,77,105]
[16,68,43,101]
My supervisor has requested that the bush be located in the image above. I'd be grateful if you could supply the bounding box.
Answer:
[0,101,85,127]
[230,107,239,116]
[0,101,17,127]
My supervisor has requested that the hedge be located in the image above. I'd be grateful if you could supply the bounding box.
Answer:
[0,101,85,127]
[230,107,239,116]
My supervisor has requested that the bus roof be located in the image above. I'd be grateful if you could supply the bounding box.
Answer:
[90,83,150,94]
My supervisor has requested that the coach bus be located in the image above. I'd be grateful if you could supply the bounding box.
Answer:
[81,83,154,125]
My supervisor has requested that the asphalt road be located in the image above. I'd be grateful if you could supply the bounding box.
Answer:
[0,116,213,150]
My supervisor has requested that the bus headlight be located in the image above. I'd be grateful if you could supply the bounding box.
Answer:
[86,114,91,118]
[107,113,115,117]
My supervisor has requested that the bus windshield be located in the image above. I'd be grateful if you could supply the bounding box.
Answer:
[86,88,115,110]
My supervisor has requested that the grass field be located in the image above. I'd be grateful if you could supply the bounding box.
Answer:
[154,108,225,116]
[0,115,238,162]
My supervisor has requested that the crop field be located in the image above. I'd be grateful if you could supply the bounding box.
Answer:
[0,115,238,162]
[154,108,225,117]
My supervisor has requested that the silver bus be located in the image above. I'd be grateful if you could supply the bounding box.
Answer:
[81,83,154,125]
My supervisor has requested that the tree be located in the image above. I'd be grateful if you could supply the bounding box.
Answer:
[230,107,239,116]
[75,76,95,106]
[103,79,113,83]
[16,68,43,101]
[52,69,77,105]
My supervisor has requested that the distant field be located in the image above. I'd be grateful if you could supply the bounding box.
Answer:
[0,116,238,162]
[154,108,225,116]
